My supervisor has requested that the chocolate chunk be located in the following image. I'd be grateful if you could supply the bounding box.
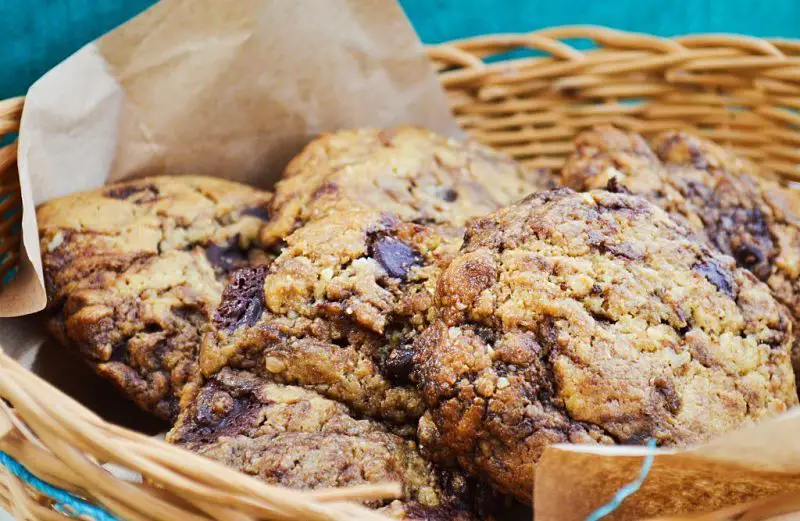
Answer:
[441,188,459,202]
[195,389,233,425]
[709,206,774,281]
[214,266,268,331]
[693,258,736,298]
[311,182,338,200]
[205,243,247,272]
[144,323,162,334]
[383,347,415,384]
[733,241,769,281]
[654,377,681,414]
[242,206,271,221]
[475,326,497,346]
[104,183,159,201]
[587,232,643,261]
[368,235,421,280]
[182,382,260,444]
[109,342,128,362]
[605,176,631,195]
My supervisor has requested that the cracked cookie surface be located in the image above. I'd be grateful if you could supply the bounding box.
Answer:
[261,126,553,246]
[202,128,556,424]
[168,368,480,520]
[562,127,800,382]
[39,176,273,419]
[413,189,797,502]
[200,210,461,424]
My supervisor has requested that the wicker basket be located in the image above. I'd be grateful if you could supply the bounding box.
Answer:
[1,25,800,521]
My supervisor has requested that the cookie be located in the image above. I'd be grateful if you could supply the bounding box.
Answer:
[413,189,797,502]
[200,209,460,424]
[167,367,479,520]
[561,126,687,205]
[652,130,800,325]
[200,127,556,423]
[38,176,273,419]
[261,126,551,246]
[562,126,800,386]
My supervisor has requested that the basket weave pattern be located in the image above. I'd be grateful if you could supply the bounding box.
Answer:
[429,26,800,182]
[1,26,799,521]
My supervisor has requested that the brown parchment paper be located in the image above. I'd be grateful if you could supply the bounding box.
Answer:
[4,1,800,519]
[536,408,800,520]
[7,0,460,317]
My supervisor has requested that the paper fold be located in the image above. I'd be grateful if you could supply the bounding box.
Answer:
[536,409,800,520]
[7,0,459,316]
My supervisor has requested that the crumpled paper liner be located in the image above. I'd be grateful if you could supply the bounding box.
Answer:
[536,409,800,520]
[6,0,460,317]
[2,0,800,519]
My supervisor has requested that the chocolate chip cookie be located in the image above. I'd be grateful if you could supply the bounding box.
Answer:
[200,209,460,424]
[261,126,551,246]
[413,189,797,502]
[562,126,800,387]
[652,130,800,326]
[39,176,273,419]
[168,368,481,520]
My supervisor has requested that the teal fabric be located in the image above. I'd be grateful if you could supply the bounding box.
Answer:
[3,0,800,100]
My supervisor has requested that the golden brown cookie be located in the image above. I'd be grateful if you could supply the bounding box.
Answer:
[562,126,800,388]
[561,126,701,231]
[200,128,555,424]
[200,210,460,424]
[652,130,800,328]
[413,189,797,502]
[261,126,552,246]
[168,368,481,520]
[38,176,273,419]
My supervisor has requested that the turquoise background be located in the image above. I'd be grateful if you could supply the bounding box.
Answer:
[3,0,800,100]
